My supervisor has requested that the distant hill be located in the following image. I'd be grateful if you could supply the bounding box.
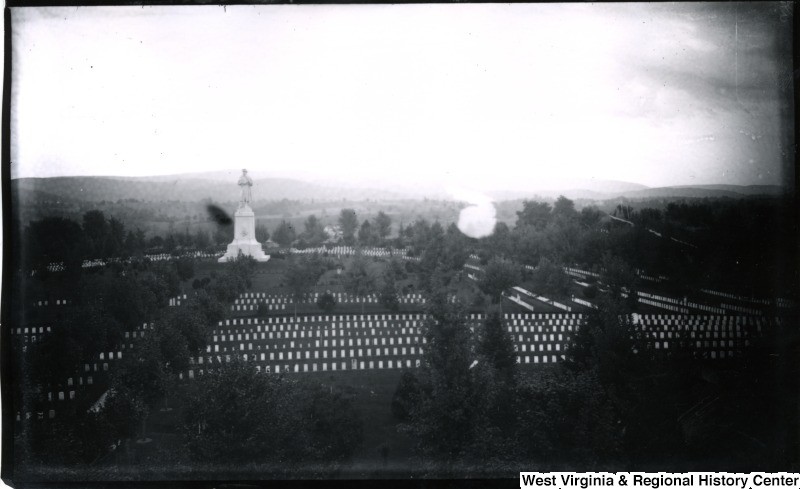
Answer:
[489,183,789,202]
[11,176,411,204]
[10,174,791,206]
[667,184,789,196]
[621,185,789,200]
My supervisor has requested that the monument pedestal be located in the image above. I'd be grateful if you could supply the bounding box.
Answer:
[218,205,270,263]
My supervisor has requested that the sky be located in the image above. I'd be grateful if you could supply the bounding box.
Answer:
[9,3,795,191]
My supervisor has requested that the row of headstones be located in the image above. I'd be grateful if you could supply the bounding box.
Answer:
[571,297,598,309]
[180,358,423,379]
[231,298,428,311]
[515,342,564,353]
[47,251,225,272]
[211,332,426,352]
[635,267,668,283]
[637,329,751,343]
[211,325,578,354]
[198,344,426,361]
[691,339,751,349]
[98,351,123,361]
[213,316,582,339]
[181,353,572,381]
[686,302,725,315]
[564,266,600,278]
[169,294,189,307]
[218,312,429,327]
[210,329,425,347]
[31,300,69,307]
[633,315,767,333]
[701,288,776,306]
[634,313,763,324]
[212,322,420,343]
[721,303,764,316]
[12,326,52,335]
[289,246,409,257]
[232,304,286,311]
[635,322,748,334]
[639,291,686,306]
[507,319,583,330]
[215,312,582,331]
[511,286,572,312]
[637,291,746,316]
[638,297,689,314]
[33,376,96,411]
[507,294,535,312]
[50,327,152,403]
[47,389,79,402]
[222,312,766,337]
[194,319,764,380]
[16,410,56,422]
[145,251,222,262]
[670,236,697,248]
[234,292,427,305]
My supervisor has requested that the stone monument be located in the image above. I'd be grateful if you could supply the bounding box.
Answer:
[218,169,270,263]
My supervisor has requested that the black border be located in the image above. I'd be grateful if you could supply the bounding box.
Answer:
[1,1,797,488]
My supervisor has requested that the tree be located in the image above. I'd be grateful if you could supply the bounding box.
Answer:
[164,306,208,354]
[514,369,621,466]
[255,223,270,243]
[193,229,211,250]
[442,223,470,271]
[580,206,603,228]
[174,257,196,281]
[273,220,297,248]
[164,234,177,254]
[182,361,363,474]
[285,256,325,316]
[316,291,336,313]
[375,211,392,242]
[357,219,377,246]
[408,294,475,455]
[338,209,359,245]
[302,214,326,247]
[486,221,513,259]
[379,270,400,312]
[213,224,233,247]
[478,257,521,304]
[342,252,377,314]
[529,257,572,298]
[106,217,126,257]
[516,200,551,230]
[477,310,516,382]
[552,195,578,222]
[188,289,226,325]
[23,216,85,275]
[100,385,149,441]
[600,253,638,300]
[83,210,109,257]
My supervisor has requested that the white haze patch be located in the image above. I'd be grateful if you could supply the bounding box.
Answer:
[448,186,497,239]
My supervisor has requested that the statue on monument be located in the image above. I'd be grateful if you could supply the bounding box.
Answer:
[238,168,253,207]
[218,169,270,263]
